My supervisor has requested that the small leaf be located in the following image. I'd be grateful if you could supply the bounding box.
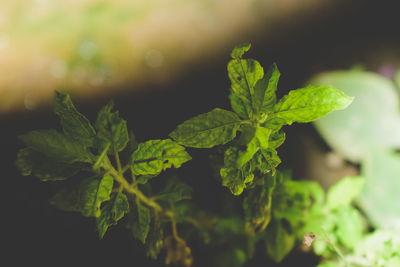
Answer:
[253,63,280,116]
[54,91,96,147]
[16,148,83,181]
[266,86,353,128]
[326,176,364,210]
[131,201,151,244]
[131,139,191,176]
[95,101,129,153]
[170,108,241,148]
[230,43,251,59]
[19,129,94,163]
[96,192,129,239]
[265,220,295,263]
[79,175,114,217]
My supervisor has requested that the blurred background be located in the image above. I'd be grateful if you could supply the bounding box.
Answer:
[2,0,400,266]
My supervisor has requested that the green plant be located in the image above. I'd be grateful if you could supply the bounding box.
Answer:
[16,43,353,266]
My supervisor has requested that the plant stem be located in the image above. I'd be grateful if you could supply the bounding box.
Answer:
[114,150,122,174]
[320,228,350,267]
[103,158,174,218]
[170,202,185,244]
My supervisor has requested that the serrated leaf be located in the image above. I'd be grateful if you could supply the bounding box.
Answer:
[97,192,129,239]
[130,139,191,176]
[95,101,129,153]
[19,129,94,163]
[230,43,251,59]
[266,86,353,128]
[16,148,83,181]
[265,220,295,263]
[253,63,280,116]
[326,176,364,210]
[228,57,264,118]
[170,108,241,148]
[54,91,96,147]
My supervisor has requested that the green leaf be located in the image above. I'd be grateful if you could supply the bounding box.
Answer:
[16,148,83,181]
[79,175,114,217]
[228,57,264,118]
[268,130,285,149]
[229,91,248,119]
[95,100,129,153]
[266,86,353,128]
[335,206,364,248]
[156,179,192,203]
[326,176,364,210]
[49,174,114,217]
[96,192,129,239]
[130,139,191,176]
[230,43,251,59]
[265,220,295,263]
[19,129,94,163]
[170,108,241,148]
[237,127,271,168]
[54,91,96,147]
[259,148,281,175]
[220,147,254,195]
[253,63,280,117]
[130,201,151,244]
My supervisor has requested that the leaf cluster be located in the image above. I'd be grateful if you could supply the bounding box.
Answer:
[170,43,353,195]
[16,43,354,266]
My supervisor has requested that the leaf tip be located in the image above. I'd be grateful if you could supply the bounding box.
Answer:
[230,43,251,59]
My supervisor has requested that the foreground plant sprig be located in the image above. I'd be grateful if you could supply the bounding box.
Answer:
[17,91,194,264]
[170,43,353,195]
[16,43,354,266]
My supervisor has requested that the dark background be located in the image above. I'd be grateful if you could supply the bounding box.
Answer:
[2,1,399,266]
